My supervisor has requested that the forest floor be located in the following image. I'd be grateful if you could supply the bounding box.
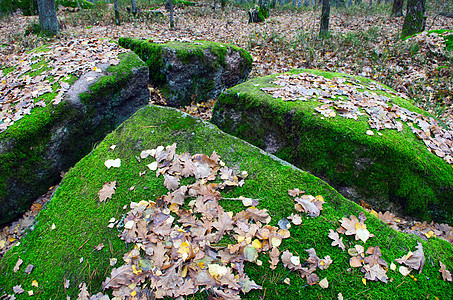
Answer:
[1,2,453,259]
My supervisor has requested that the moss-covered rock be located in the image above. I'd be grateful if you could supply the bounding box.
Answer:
[119,37,252,107]
[0,51,149,224]
[57,0,93,9]
[211,69,453,223]
[1,104,452,299]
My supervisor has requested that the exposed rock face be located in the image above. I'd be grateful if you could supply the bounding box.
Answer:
[211,69,453,223]
[119,38,252,107]
[0,51,149,224]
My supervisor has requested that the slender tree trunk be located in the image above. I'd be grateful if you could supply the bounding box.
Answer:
[391,0,404,17]
[131,0,137,16]
[169,0,174,28]
[402,0,425,38]
[114,0,120,25]
[37,0,59,36]
[320,0,330,38]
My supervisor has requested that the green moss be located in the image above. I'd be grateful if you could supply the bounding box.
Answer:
[211,69,453,223]
[1,105,452,299]
[79,52,144,105]
[57,0,93,9]
[118,37,165,85]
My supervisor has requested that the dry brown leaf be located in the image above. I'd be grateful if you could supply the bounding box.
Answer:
[77,282,90,300]
[269,247,280,270]
[363,264,388,283]
[98,181,116,202]
[13,258,23,273]
[395,241,425,273]
[328,229,345,251]
[439,261,452,282]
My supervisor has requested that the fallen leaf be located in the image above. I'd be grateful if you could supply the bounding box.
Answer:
[439,261,452,282]
[24,264,34,274]
[31,280,38,287]
[98,181,116,202]
[287,213,302,225]
[399,266,411,276]
[319,277,329,288]
[395,242,425,273]
[77,282,89,300]
[328,229,346,251]
[269,247,280,270]
[13,285,24,294]
[104,158,121,169]
[13,258,23,273]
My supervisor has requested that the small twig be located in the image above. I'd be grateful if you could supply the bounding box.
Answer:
[78,238,90,250]
[396,280,406,288]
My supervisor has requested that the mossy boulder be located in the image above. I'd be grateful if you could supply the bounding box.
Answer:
[119,37,252,107]
[1,105,452,299]
[57,0,93,9]
[211,69,453,223]
[0,51,149,224]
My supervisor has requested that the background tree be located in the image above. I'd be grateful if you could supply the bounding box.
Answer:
[391,0,404,17]
[37,0,59,35]
[131,0,137,16]
[402,0,425,38]
[320,0,330,38]
[114,0,120,25]
[168,0,174,28]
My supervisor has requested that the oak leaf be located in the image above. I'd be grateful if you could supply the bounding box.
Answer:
[328,229,345,251]
[362,264,388,283]
[269,247,280,270]
[98,181,116,202]
[77,282,90,300]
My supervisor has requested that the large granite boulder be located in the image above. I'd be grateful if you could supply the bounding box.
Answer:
[1,104,451,299]
[119,37,252,107]
[211,69,453,223]
[0,51,149,224]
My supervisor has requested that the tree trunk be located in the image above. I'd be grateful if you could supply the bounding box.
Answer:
[391,0,404,17]
[37,0,59,36]
[131,0,137,16]
[169,0,174,28]
[402,0,425,38]
[319,0,330,38]
[114,0,120,25]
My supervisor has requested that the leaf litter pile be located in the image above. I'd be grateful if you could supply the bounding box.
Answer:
[261,73,453,164]
[7,143,440,299]
[0,38,127,133]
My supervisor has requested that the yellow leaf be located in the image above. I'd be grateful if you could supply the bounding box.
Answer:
[315,195,325,202]
[181,265,188,278]
[169,203,179,213]
[251,239,261,249]
[370,210,378,218]
[237,236,245,243]
[0,240,5,249]
[131,290,137,297]
[32,280,38,287]
[362,278,367,286]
